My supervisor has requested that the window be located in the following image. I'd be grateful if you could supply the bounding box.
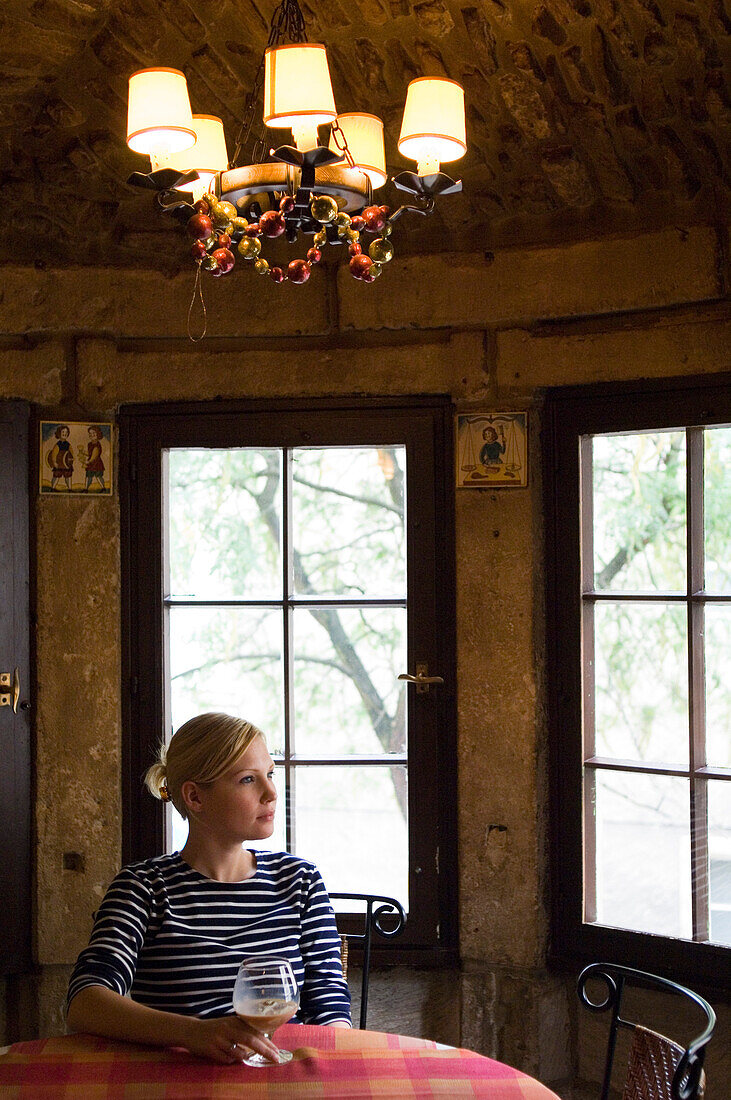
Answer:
[120,398,457,960]
[544,375,731,994]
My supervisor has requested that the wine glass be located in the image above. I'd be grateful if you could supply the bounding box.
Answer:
[232,956,300,1067]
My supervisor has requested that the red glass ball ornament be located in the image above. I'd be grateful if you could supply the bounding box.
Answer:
[211,247,235,275]
[194,199,211,215]
[362,205,386,233]
[259,210,286,238]
[348,242,362,257]
[287,258,311,284]
[187,213,214,240]
[306,247,322,265]
[270,266,286,283]
[279,195,296,214]
[350,216,365,232]
[379,205,391,216]
[191,240,207,261]
[349,254,374,280]
[244,222,261,237]
[216,233,231,249]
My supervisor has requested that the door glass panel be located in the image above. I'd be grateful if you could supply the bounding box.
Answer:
[592,771,690,938]
[291,446,406,598]
[292,606,407,756]
[708,779,731,946]
[168,606,284,753]
[293,765,408,906]
[593,602,688,765]
[704,605,731,768]
[704,426,731,591]
[592,432,686,593]
[168,448,282,600]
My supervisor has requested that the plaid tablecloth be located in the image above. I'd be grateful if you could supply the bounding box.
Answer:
[0,1024,562,1098]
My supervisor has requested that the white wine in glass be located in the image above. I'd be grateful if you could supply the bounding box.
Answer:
[232,956,299,1067]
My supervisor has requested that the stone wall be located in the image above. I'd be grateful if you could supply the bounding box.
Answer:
[1,224,728,1094]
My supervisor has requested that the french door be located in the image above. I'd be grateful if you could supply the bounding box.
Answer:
[121,398,457,958]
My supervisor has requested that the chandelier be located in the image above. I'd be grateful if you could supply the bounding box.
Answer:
[125,0,466,291]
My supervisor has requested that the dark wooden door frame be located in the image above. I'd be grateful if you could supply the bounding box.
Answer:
[119,395,458,964]
[0,401,32,975]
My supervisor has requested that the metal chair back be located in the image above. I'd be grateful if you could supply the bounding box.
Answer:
[330,892,406,1029]
[577,963,716,1100]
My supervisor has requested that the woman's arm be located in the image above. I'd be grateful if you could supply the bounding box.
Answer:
[298,869,352,1027]
[67,986,281,1064]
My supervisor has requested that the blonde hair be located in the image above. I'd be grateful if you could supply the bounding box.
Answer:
[144,713,265,819]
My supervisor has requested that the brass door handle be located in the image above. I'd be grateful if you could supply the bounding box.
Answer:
[0,667,20,713]
[398,663,444,694]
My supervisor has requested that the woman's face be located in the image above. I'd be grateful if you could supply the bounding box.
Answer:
[185,736,277,844]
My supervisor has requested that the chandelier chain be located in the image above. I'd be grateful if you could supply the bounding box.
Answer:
[231,0,309,168]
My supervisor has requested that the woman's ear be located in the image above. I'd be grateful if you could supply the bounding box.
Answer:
[181,780,204,815]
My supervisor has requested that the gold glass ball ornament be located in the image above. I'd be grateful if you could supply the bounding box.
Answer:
[238,236,262,259]
[231,216,249,235]
[310,195,339,223]
[211,200,236,229]
[254,258,270,275]
[201,254,219,272]
[369,237,394,263]
[313,229,327,247]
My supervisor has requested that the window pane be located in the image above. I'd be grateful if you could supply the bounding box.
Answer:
[708,779,731,946]
[168,606,284,753]
[592,432,686,592]
[704,606,731,768]
[592,771,691,937]
[704,426,731,591]
[292,607,406,756]
[292,765,408,907]
[168,448,282,600]
[292,447,406,598]
[594,603,688,765]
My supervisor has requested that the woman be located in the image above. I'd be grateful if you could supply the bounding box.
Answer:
[67,713,351,1063]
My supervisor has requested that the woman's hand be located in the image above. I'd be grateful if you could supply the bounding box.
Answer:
[181,1015,282,1064]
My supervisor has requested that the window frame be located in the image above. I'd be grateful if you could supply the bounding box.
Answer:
[119,395,458,966]
[544,372,731,1001]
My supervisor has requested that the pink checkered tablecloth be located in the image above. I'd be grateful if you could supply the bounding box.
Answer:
[0,1024,563,1098]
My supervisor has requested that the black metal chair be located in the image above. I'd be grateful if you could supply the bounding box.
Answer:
[577,963,716,1100]
[329,892,406,1030]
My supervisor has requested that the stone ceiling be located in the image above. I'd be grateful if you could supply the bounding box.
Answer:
[1,0,729,272]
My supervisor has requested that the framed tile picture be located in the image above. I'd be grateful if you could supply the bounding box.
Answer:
[39,421,113,495]
[456,412,528,488]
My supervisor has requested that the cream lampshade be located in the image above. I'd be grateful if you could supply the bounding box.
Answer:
[127,68,196,156]
[329,113,387,188]
[263,44,337,151]
[149,115,228,201]
[397,77,466,176]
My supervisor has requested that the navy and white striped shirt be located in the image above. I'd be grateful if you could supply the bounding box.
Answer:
[67,850,351,1027]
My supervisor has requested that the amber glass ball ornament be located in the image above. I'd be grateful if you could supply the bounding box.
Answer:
[369,238,393,264]
[310,195,339,223]
[237,237,262,260]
